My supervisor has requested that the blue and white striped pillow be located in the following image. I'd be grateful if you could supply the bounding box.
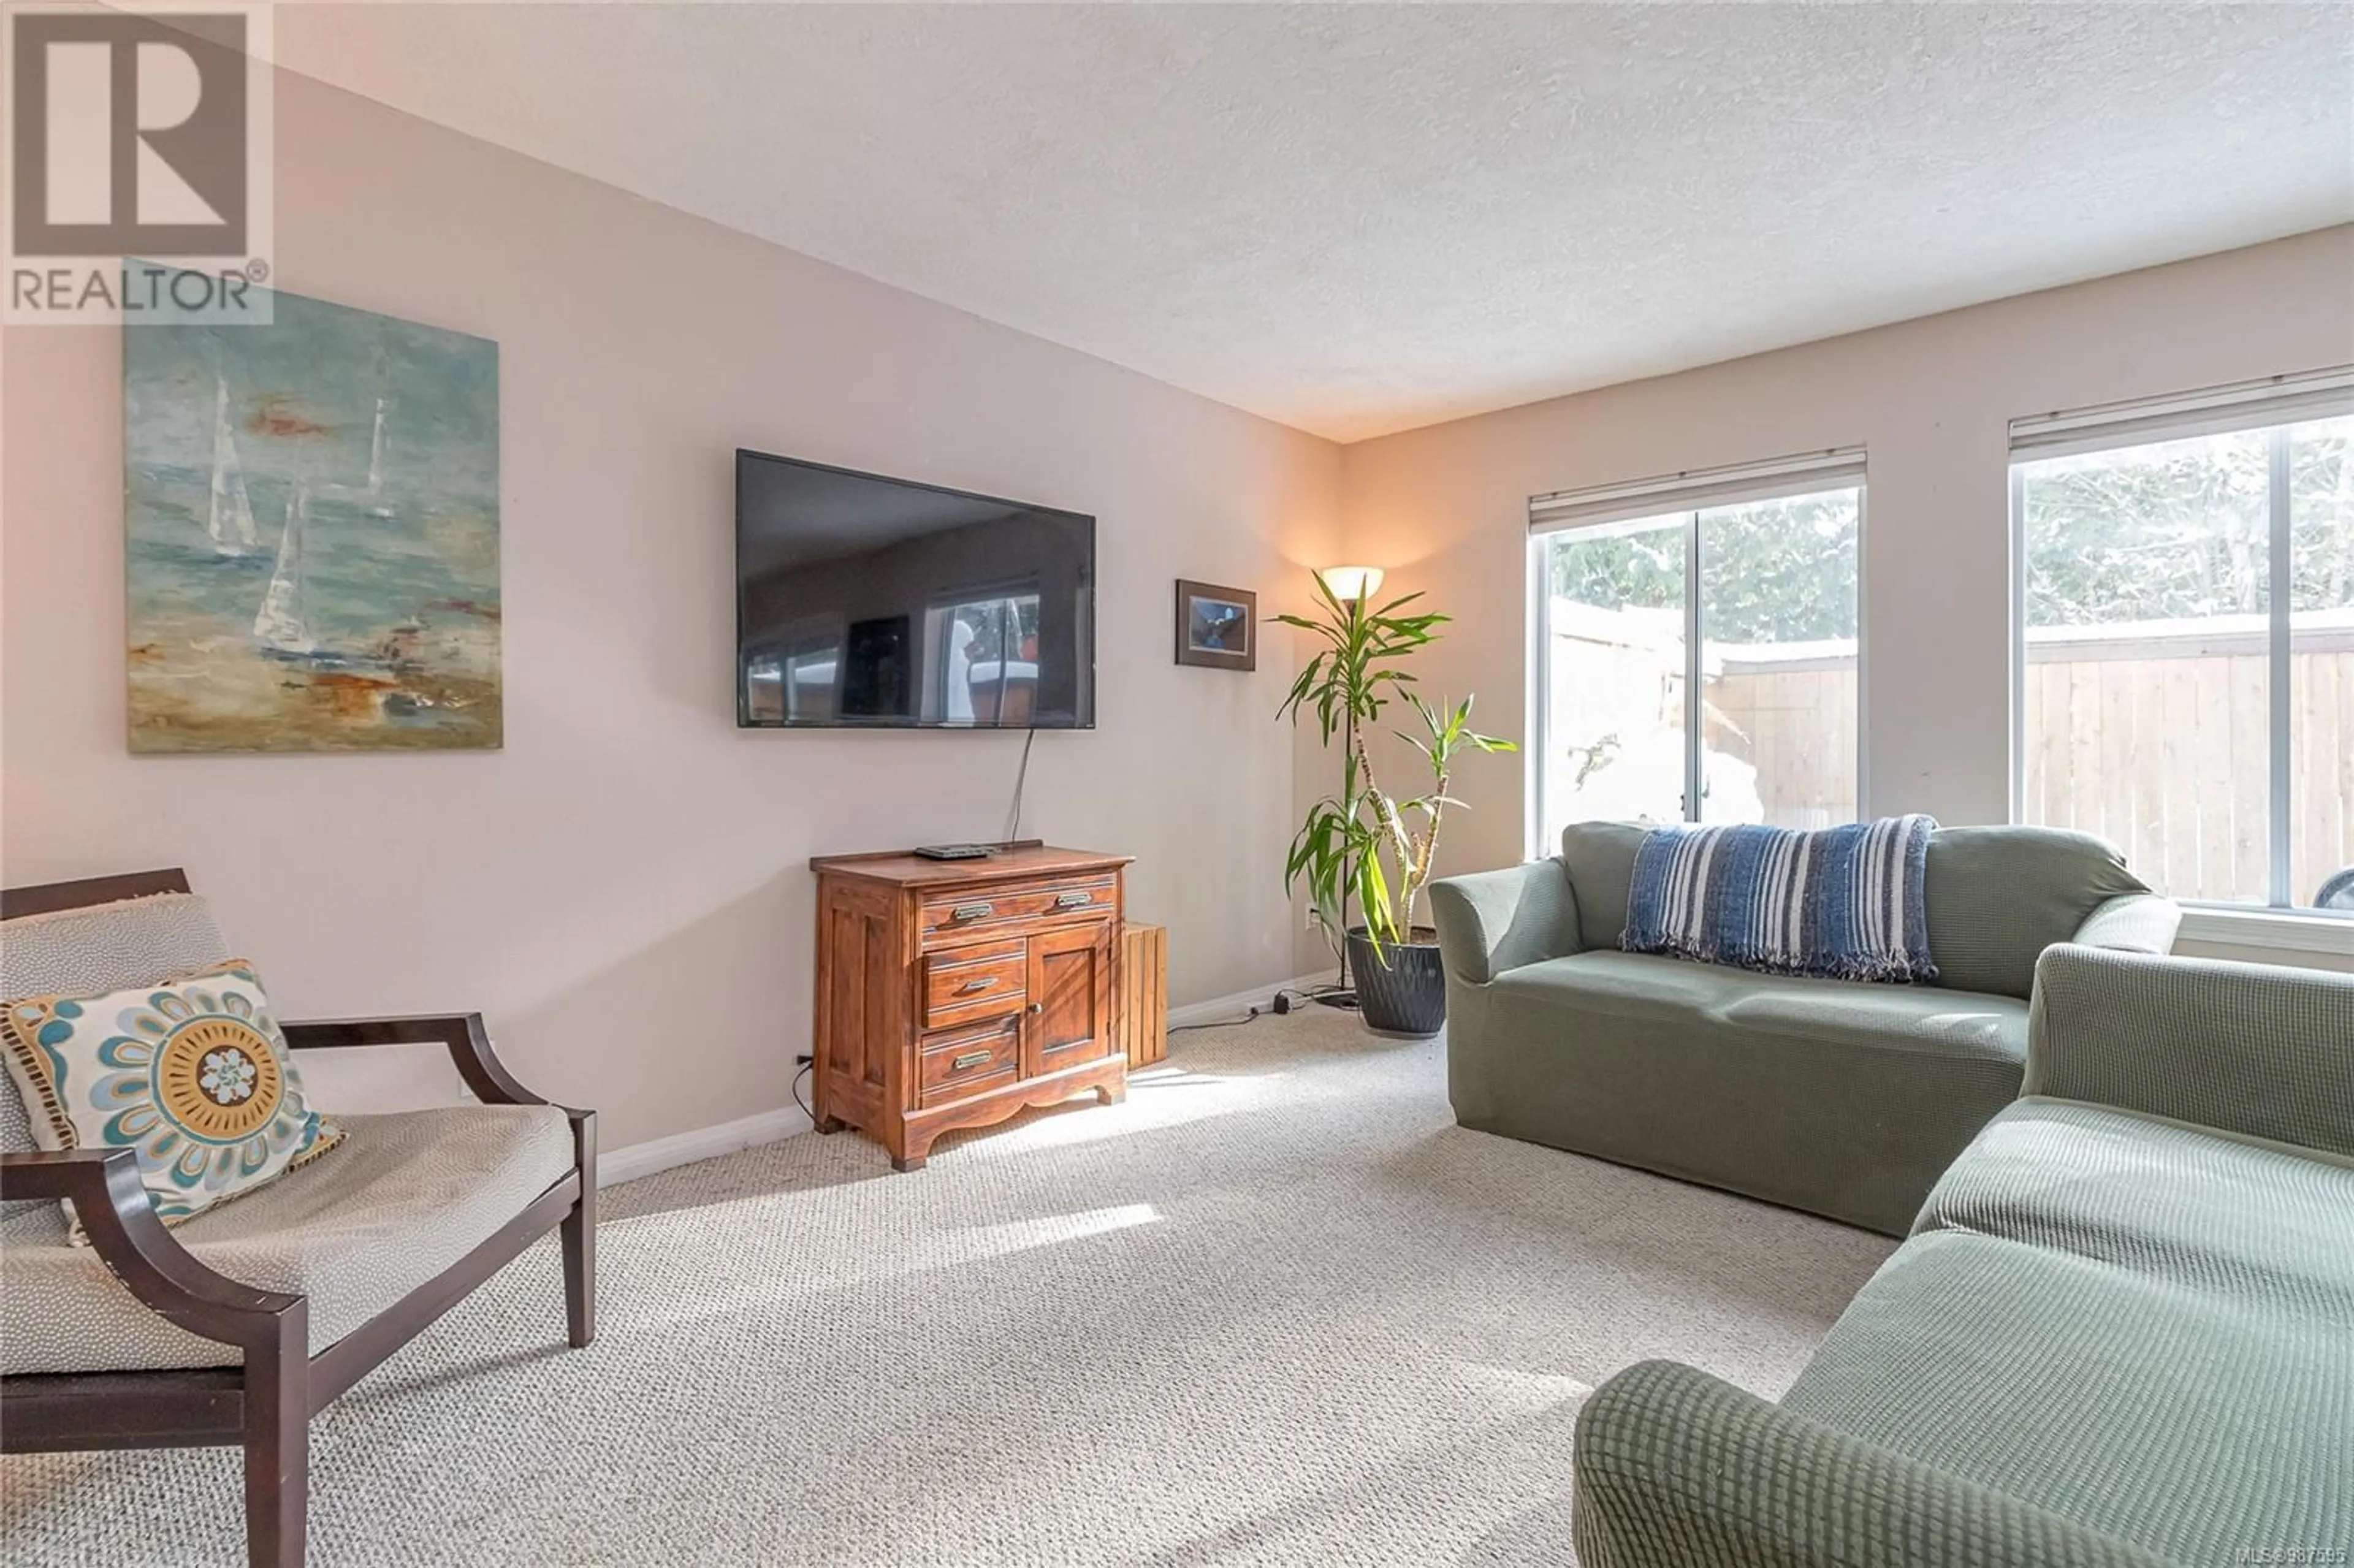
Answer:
[1621,815,1939,983]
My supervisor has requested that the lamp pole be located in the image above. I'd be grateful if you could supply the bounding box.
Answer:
[1336,674,1357,1000]
[1313,566,1384,1009]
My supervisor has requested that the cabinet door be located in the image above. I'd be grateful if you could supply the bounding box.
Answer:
[1023,921,1113,1078]
[815,881,899,1113]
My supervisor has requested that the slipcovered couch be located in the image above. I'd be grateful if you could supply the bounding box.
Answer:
[1428,822,2177,1235]
[1572,946,2354,1568]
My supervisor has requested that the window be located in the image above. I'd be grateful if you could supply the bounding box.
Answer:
[739,641,842,723]
[927,589,1041,725]
[2012,371,2353,914]
[1529,452,1863,851]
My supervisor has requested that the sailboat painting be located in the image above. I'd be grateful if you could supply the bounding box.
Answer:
[124,279,500,752]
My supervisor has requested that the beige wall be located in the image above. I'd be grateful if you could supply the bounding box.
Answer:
[1337,227,2354,917]
[0,71,1342,1149]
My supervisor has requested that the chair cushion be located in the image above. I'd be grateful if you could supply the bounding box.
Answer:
[0,894,232,1160]
[1916,1097,2354,1317]
[1922,826,2147,999]
[2,959,342,1238]
[1782,1227,2354,1566]
[0,1104,574,1373]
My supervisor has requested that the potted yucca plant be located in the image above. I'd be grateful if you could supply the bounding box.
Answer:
[1276,574,1515,1037]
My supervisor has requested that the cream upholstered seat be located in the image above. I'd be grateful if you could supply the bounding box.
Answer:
[1,1105,573,1374]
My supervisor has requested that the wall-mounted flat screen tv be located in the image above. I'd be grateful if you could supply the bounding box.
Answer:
[736,450,1095,729]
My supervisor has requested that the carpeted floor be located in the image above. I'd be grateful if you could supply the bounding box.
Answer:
[1,1007,1892,1566]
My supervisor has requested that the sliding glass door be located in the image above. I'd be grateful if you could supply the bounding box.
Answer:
[1697,489,1862,828]
[1537,514,1689,828]
[2014,408,2352,911]
[1531,473,1862,851]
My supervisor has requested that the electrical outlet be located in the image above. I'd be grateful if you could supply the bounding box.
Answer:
[1301,903,1320,932]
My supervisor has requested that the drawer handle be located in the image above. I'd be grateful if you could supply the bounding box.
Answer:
[951,1049,993,1071]
[955,976,999,994]
[950,901,993,922]
[1054,891,1093,909]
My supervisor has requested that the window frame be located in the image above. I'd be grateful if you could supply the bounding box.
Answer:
[1525,448,1868,858]
[2006,368,2354,919]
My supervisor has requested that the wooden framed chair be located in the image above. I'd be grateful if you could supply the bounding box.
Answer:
[0,870,595,1567]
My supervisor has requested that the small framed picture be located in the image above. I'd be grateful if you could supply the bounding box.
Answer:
[1175,580,1257,671]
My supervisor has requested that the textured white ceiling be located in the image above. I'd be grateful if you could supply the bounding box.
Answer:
[277,3,2354,443]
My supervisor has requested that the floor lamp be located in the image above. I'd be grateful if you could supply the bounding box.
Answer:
[1314,565,1384,1008]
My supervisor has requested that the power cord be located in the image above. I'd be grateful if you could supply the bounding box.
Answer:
[1005,724,1038,841]
[1165,985,1347,1035]
[1167,1008,1267,1035]
[791,1055,813,1121]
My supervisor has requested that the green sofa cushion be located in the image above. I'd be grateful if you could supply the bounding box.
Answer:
[1468,952,2027,1234]
[1497,950,2026,1063]
[1916,1097,2354,1318]
[1922,826,2148,999]
[1782,1228,2354,1567]
[1493,946,1748,1022]
[1724,977,2028,1063]
[1559,821,1647,952]
[1561,821,2149,999]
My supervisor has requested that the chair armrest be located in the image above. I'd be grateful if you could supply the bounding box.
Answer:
[1428,860,1580,985]
[1573,1360,2185,1568]
[2067,892,2180,954]
[2027,946,2354,1158]
[281,1012,550,1108]
[0,1149,303,1351]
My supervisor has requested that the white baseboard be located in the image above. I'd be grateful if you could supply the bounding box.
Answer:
[1166,971,1336,1029]
[599,970,1336,1187]
[599,1103,815,1188]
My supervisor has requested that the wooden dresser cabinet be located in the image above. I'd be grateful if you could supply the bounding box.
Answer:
[809,843,1130,1170]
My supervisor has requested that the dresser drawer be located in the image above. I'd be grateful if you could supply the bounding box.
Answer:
[918,1017,1021,1106]
[920,938,1026,1029]
[920,877,1117,944]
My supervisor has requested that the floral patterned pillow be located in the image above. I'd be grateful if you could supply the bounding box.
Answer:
[1,959,341,1242]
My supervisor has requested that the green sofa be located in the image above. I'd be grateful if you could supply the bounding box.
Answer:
[1572,946,2354,1568]
[1428,821,2177,1236]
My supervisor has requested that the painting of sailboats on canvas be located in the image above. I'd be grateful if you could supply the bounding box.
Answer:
[124,279,500,752]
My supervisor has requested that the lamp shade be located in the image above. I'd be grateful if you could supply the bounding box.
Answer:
[1315,565,1385,603]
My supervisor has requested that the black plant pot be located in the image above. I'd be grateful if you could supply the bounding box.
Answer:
[1346,926,1447,1038]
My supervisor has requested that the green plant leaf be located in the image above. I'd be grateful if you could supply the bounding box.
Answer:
[1274,573,1522,956]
